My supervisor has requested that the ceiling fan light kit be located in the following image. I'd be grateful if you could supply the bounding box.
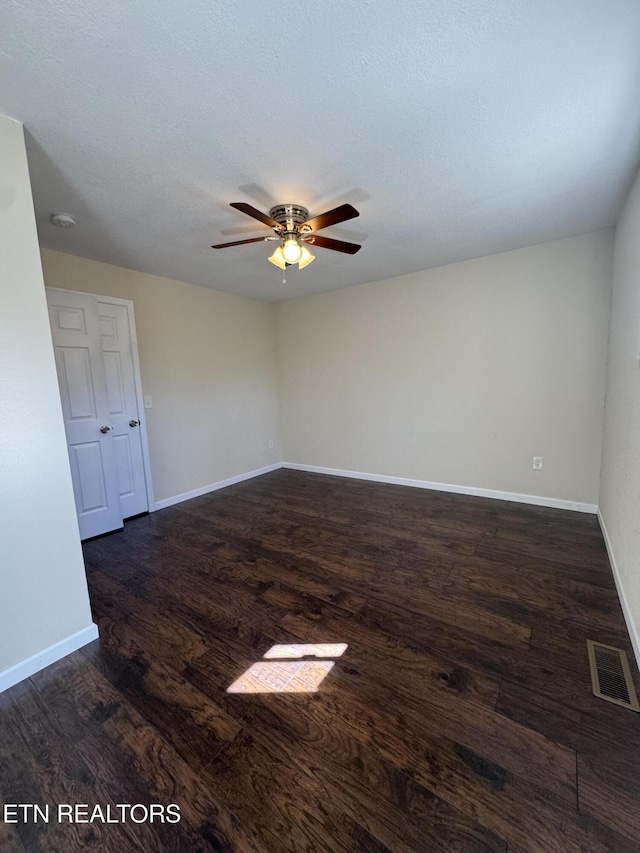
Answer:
[268,242,316,271]
[212,201,361,277]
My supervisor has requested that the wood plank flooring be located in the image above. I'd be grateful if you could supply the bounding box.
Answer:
[2,469,640,851]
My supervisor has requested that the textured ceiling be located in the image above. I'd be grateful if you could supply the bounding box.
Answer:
[2,1,640,301]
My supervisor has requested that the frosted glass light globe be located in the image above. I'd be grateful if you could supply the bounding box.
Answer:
[282,238,303,264]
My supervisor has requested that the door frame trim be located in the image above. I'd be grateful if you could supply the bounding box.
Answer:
[46,287,155,514]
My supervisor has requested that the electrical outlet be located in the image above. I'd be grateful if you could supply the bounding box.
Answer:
[532,456,543,470]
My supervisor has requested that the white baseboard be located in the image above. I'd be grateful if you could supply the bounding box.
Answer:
[0,623,99,694]
[282,462,598,514]
[597,510,640,671]
[154,463,282,510]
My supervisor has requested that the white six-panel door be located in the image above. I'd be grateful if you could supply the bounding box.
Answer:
[97,300,148,518]
[47,289,124,539]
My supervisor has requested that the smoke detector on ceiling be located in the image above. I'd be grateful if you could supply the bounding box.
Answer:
[50,212,76,228]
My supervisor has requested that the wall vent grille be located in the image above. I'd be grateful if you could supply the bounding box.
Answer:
[587,640,639,712]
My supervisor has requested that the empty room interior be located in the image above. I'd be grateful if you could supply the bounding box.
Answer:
[2,1,640,851]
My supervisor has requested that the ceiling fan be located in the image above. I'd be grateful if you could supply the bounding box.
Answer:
[212,202,361,270]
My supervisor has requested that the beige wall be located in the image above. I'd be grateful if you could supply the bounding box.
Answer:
[599,167,640,663]
[40,250,281,504]
[276,231,613,505]
[0,115,94,675]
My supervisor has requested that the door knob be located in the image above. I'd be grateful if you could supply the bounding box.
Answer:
[100,425,112,434]
[129,419,139,427]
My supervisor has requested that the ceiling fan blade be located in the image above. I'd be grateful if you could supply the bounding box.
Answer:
[307,234,361,254]
[301,203,359,233]
[229,202,282,230]
[211,236,270,249]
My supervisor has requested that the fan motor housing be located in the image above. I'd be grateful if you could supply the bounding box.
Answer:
[269,205,309,230]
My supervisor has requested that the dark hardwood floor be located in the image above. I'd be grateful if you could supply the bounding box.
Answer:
[2,469,640,852]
